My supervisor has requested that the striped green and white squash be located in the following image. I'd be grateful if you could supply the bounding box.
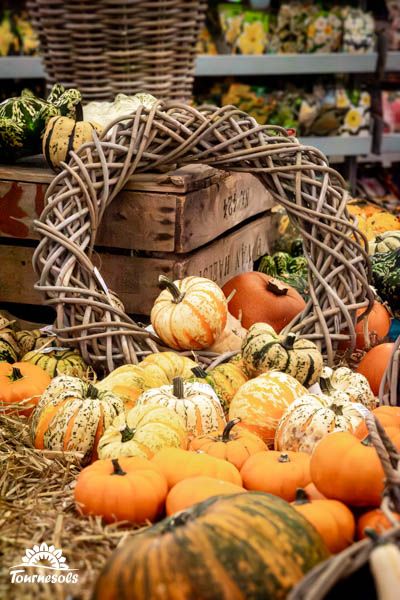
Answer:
[368,231,400,255]
[275,392,370,454]
[136,377,226,438]
[15,328,56,355]
[21,348,88,378]
[242,322,323,386]
[43,115,103,170]
[0,315,19,363]
[31,375,125,459]
[93,492,329,600]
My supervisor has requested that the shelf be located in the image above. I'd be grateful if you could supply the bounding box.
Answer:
[0,56,45,79]
[385,52,400,72]
[299,135,372,157]
[195,53,378,76]
[381,133,400,154]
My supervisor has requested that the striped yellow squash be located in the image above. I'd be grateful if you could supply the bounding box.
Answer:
[21,348,88,378]
[43,115,103,170]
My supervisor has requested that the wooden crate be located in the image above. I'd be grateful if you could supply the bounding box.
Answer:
[0,161,274,314]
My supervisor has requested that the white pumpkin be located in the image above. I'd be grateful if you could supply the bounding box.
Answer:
[275,392,370,454]
[136,377,226,438]
[321,366,376,411]
[207,312,247,353]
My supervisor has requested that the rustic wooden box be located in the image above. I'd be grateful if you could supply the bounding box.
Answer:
[0,161,274,314]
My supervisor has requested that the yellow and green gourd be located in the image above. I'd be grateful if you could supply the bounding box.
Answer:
[43,115,103,170]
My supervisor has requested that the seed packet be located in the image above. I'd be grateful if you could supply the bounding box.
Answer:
[382,91,400,133]
[235,11,270,55]
[306,11,342,53]
[339,89,371,136]
[196,27,218,55]
[386,0,400,51]
[342,8,375,53]
[218,3,244,53]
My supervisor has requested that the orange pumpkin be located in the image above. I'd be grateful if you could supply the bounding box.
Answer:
[0,362,51,415]
[357,508,400,540]
[228,371,307,445]
[240,450,311,502]
[151,447,242,489]
[150,276,227,350]
[222,272,305,332]
[166,476,245,516]
[354,406,400,450]
[74,457,168,524]
[356,342,394,395]
[292,488,355,553]
[310,431,384,507]
[304,482,326,500]
[189,418,266,470]
[340,302,391,351]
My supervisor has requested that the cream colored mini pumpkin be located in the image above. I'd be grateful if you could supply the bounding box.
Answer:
[136,377,226,438]
[140,352,198,386]
[242,322,323,386]
[98,404,188,460]
[150,276,228,350]
[320,366,376,411]
[97,364,148,410]
[275,392,370,454]
[207,312,247,353]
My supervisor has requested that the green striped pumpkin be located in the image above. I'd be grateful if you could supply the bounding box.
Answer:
[93,492,329,600]
[0,316,19,363]
[15,329,56,355]
[242,322,323,386]
[21,348,88,378]
[43,115,103,170]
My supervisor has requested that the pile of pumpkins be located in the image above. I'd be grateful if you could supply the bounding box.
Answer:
[1,272,399,598]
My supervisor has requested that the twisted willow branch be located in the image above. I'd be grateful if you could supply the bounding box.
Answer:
[33,100,374,372]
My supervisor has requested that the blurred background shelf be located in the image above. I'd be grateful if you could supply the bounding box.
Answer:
[0,56,45,79]
[195,53,378,76]
[381,134,400,154]
[299,135,372,157]
[385,52,400,72]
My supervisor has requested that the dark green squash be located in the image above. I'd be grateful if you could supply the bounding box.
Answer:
[371,248,400,318]
[258,251,308,299]
[93,492,329,600]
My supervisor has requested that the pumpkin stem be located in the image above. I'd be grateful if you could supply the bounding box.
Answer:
[319,376,334,394]
[266,279,288,297]
[121,427,135,443]
[86,383,99,399]
[158,275,185,303]
[278,453,290,463]
[8,366,24,381]
[282,333,296,350]
[111,459,126,476]
[191,367,207,379]
[222,418,241,442]
[330,403,343,416]
[294,488,311,505]
[173,377,185,399]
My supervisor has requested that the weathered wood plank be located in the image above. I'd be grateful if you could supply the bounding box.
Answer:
[0,215,270,315]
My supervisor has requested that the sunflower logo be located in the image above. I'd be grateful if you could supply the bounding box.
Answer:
[16,543,70,570]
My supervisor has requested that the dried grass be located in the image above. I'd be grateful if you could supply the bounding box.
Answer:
[0,412,141,600]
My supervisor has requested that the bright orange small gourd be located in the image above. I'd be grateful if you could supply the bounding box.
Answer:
[74,457,168,524]
[310,431,384,507]
[340,302,391,351]
[0,362,51,415]
[151,447,242,489]
[354,406,400,450]
[356,342,394,395]
[357,508,400,540]
[222,272,305,332]
[292,488,355,553]
[189,418,266,470]
[166,476,245,515]
[240,450,311,502]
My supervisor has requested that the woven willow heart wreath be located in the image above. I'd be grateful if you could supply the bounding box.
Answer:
[33,98,374,373]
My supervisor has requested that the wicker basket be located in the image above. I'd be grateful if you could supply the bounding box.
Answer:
[28,0,206,102]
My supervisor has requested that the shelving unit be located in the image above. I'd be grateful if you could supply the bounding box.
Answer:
[385,52,400,72]
[195,53,378,76]
[299,135,372,157]
[381,134,400,154]
[0,56,45,79]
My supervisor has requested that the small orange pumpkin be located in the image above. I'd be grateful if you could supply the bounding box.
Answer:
[166,476,245,516]
[189,418,266,470]
[357,508,400,540]
[151,447,242,489]
[310,431,384,507]
[240,450,311,502]
[74,457,168,524]
[340,301,391,351]
[292,488,355,553]
[222,272,305,332]
[356,342,394,395]
[0,362,51,415]
[354,406,400,450]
